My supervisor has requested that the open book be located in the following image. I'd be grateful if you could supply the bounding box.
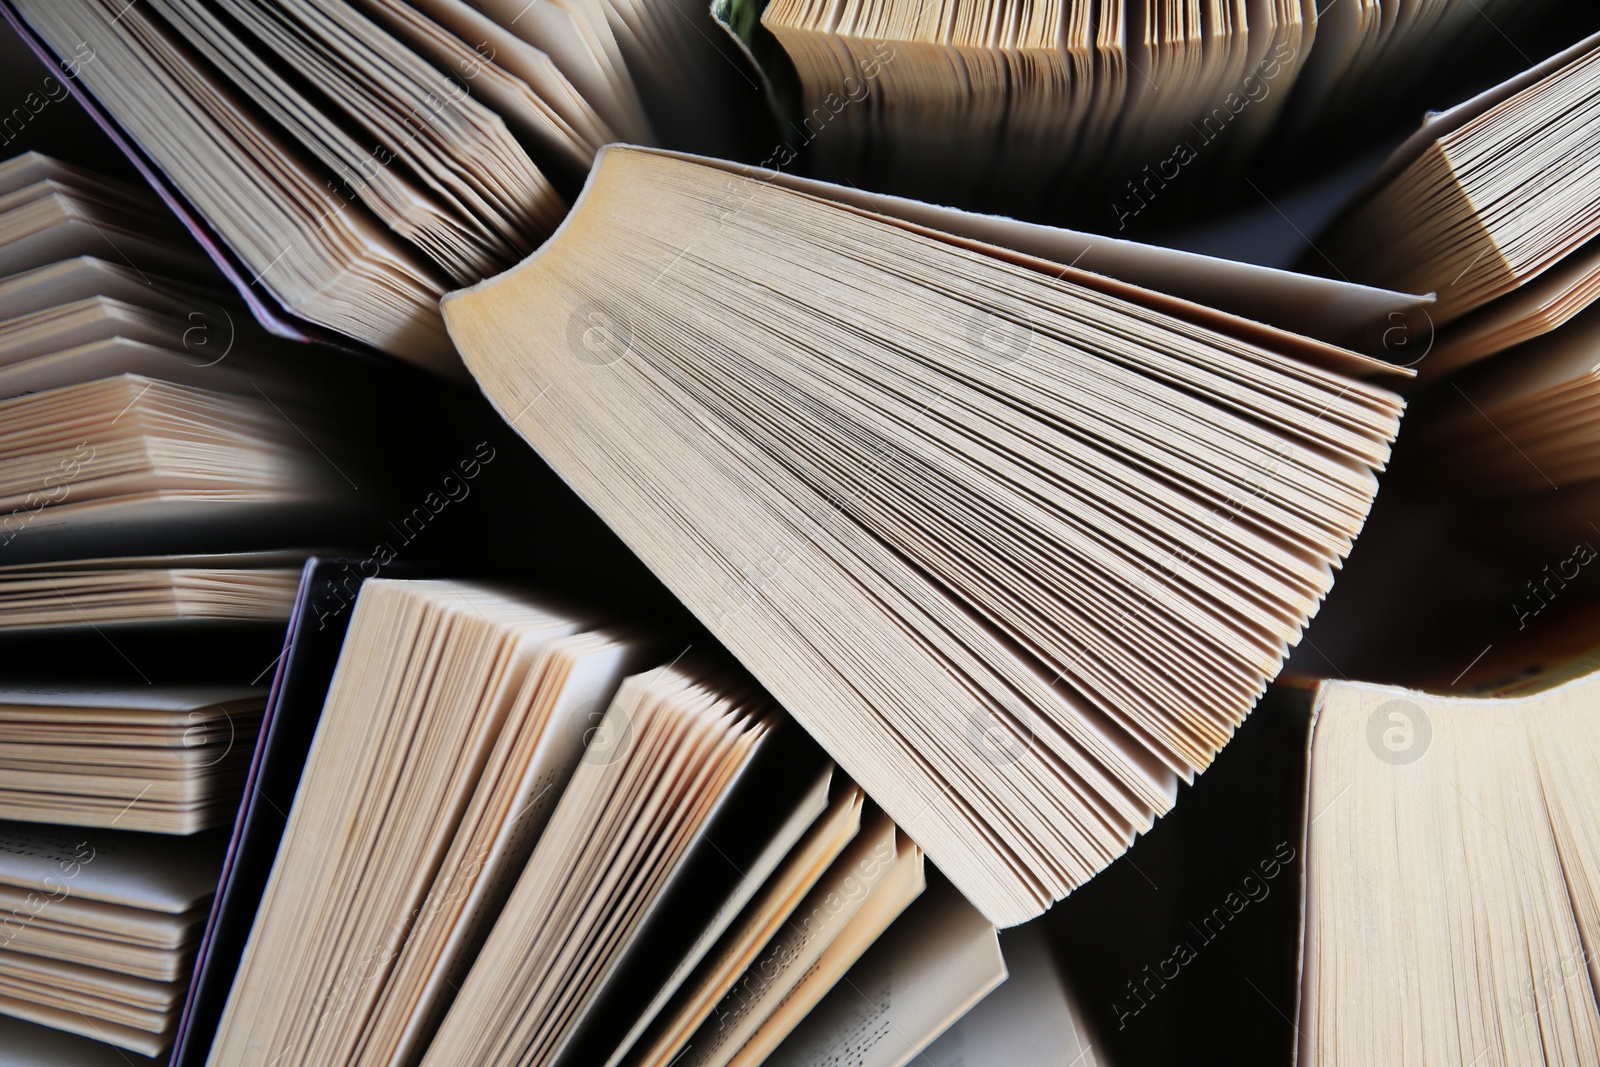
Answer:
[1295,659,1600,1064]
[755,0,1315,207]
[1317,30,1600,377]
[206,577,1004,1067]
[6,0,1449,366]
[443,145,1409,924]
[9,0,652,367]
[209,579,666,1066]
[1069,653,1600,1064]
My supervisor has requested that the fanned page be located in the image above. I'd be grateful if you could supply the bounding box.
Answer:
[0,249,317,401]
[9,0,593,372]
[443,145,1406,925]
[0,253,218,322]
[673,812,925,1067]
[11,0,458,371]
[405,0,653,148]
[1303,673,1600,1065]
[670,150,1429,355]
[0,155,207,282]
[764,879,1006,1067]
[418,662,783,1067]
[206,581,617,1066]
[1319,35,1600,325]
[612,780,867,1067]
[755,0,1313,209]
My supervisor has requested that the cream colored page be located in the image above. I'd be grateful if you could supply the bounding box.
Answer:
[723,836,925,1067]
[1306,679,1600,1066]
[677,815,903,1067]
[767,879,1006,1067]
[618,784,865,1067]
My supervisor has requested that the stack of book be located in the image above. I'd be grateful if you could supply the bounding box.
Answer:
[0,1,1597,1065]
[0,152,339,1060]
[0,822,223,1056]
[0,145,618,1060]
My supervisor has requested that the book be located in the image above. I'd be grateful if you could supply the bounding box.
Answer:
[443,144,1408,924]
[0,684,263,833]
[1293,662,1600,1064]
[416,663,858,1067]
[0,373,342,546]
[647,807,924,1067]
[6,0,1457,363]
[756,0,1314,208]
[0,250,356,401]
[0,551,307,629]
[0,1012,160,1066]
[205,579,670,1065]
[8,0,638,368]
[613,777,871,1067]
[1317,30,1600,377]
[170,557,418,1067]
[0,820,226,1055]
[202,575,995,1067]
[1042,657,1600,1065]
[169,549,675,1067]
[763,876,1010,1067]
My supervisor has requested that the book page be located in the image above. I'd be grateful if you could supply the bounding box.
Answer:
[0,823,224,913]
[921,921,1097,1067]
[765,879,1006,1067]
[0,1009,159,1064]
